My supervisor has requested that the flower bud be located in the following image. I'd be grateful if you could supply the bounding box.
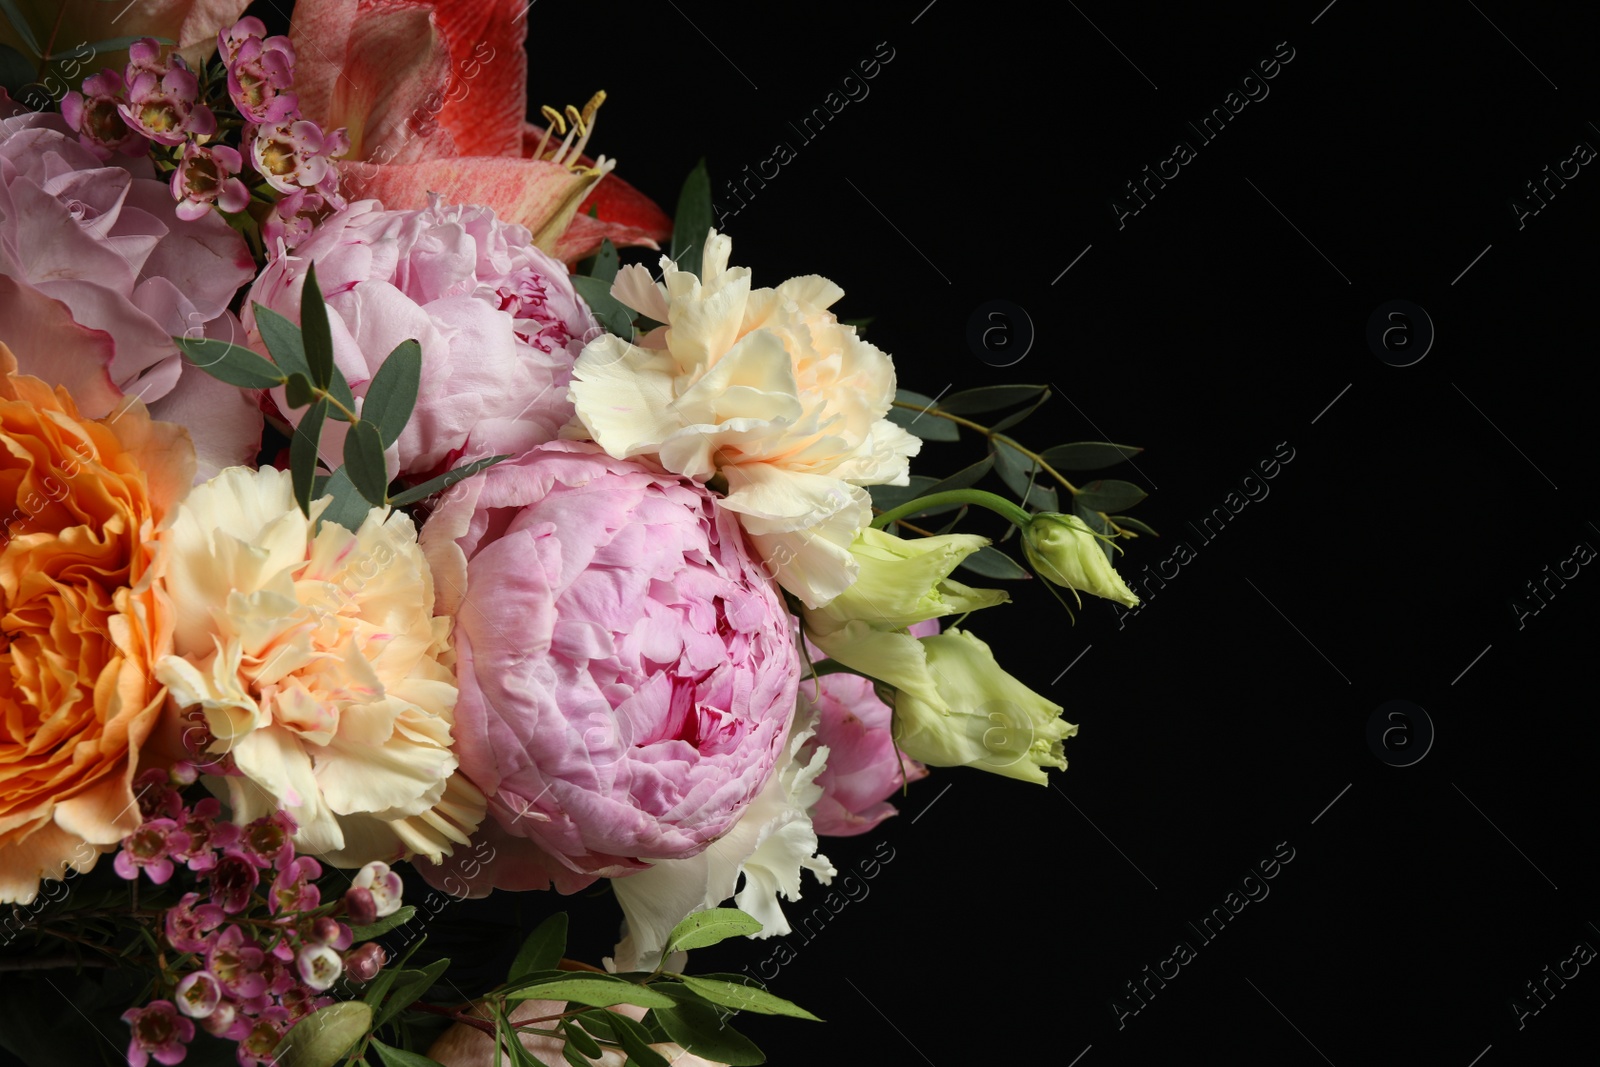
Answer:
[174,971,221,1018]
[345,942,386,982]
[1021,513,1139,607]
[342,885,378,926]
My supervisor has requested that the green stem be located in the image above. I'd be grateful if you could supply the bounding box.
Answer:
[888,400,1082,496]
[870,490,1032,532]
[315,388,361,424]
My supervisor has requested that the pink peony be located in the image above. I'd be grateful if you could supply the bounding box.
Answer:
[0,98,260,478]
[420,441,801,884]
[244,196,599,479]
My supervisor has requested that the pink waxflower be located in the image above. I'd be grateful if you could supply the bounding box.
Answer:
[134,769,184,822]
[114,820,191,885]
[118,46,214,146]
[174,971,222,1019]
[269,856,323,914]
[243,197,599,480]
[208,850,260,914]
[164,893,225,953]
[235,1007,290,1067]
[124,38,166,82]
[417,442,800,886]
[261,188,324,253]
[173,798,241,872]
[345,942,386,982]
[280,984,334,1021]
[252,118,332,193]
[218,17,268,64]
[306,917,353,951]
[207,925,268,1000]
[121,1000,194,1067]
[801,671,930,836]
[171,141,250,220]
[199,999,246,1040]
[296,943,343,991]
[342,885,377,926]
[60,70,147,158]
[351,862,403,917]
[225,33,298,124]
[239,812,296,868]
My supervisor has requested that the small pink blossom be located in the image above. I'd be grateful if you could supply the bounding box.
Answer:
[173,798,241,872]
[208,850,260,914]
[261,188,324,254]
[239,812,296,868]
[279,984,334,1022]
[114,820,190,885]
[172,141,250,220]
[268,855,322,914]
[207,925,267,1000]
[199,999,247,1040]
[118,50,214,146]
[252,119,331,193]
[135,768,184,822]
[235,1007,291,1067]
[164,893,225,953]
[306,916,352,951]
[226,33,298,124]
[351,862,404,917]
[345,942,386,982]
[218,17,268,64]
[296,943,343,991]
[174,971,222,1019]
[124,38,166,83]
[121,1000,194,1067]
[60,70,147,158]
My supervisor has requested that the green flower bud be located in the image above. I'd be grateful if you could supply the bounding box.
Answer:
[1022,513,1139,608]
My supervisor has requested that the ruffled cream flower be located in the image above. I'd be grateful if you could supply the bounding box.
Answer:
[568,229,921,608]
[154,466,483,866]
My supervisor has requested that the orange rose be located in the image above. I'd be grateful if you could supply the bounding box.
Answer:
[0,342,193,905]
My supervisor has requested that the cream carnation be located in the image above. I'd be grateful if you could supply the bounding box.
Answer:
[568,229,921,608]
[153,466,483,866]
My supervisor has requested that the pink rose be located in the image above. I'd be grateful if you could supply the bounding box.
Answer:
[421,441,801,884]
[0,98,259,477]
[243,197,599,480]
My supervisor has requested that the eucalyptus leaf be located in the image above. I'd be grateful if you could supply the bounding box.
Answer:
[611,1016,672,1067]
[503,977,675,1009]
[933,384,1047,415]
[886,402,959,441]
[868,475,941,516]
[1109,515,1160,537]
[590,237,619,283]
[561,1045,590,1067]
[175,337,286,389]
[1075,478,1147,512]
[924,455,994,495]
[671,159,712,278]
[342,420,389,504]
[387,454,508,507]
[284,372,314,409]
[673,976,820,1020]
[0,43,33,91]
[957,544,1031,579]
[663,908,763,955]
[508,913,568,982]
[562,1020,603,1059]
[651,1001,765,1066]
[0,2,39,56]
[315,467,375,533]
[299,262,335,388]
[269,1001,371,1067]
[989,390,1051,433]
[82,34,173,52]
[289,398,329,517]
[991,440,1059,511]
[1038,441,1144,471]
[349,905,416,941]
[369,1040,449,1067]
[572,274,635,338]
[365,339,422,447]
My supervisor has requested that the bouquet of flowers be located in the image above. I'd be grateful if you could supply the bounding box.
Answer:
[0,4,1157,1064]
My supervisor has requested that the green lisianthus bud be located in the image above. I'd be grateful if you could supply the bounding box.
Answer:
[891,628,1076,785]
[1022,513,1139,608]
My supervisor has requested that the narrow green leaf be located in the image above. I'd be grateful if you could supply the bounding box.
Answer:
[561,1044,591,1067]
[933,384,1047,415]
[572,274,636,338]
[290,398,329,517]
[386,455,508,507]
[611,1015,671,1067]
[1109,515,1160,537]
[369,1040,449,1067]
[574,1011,617,1042]
[561,1021,602,1059]
[270,1001,371,1067]
[343,419,389,504]
[651,1002,765,1066]
[349,905,416,941]
[364,340,422,447]
[503,977,674,1009]
[663,908,763,956]
[991,440,1059,512]
[255,306,311,376]
[989,390,1051,434]
[1039,441,1144,471]
[673,976,821,1021]
[670,159,712,278]
[591,238,619,283]
[299,262,335,388]
[375,958,451,1029]
[957,544,1031,579]
[885,403,959,442]
[868,475,940,515]
[0,2,40,56]
[1075,478,1147,513]
[498,969,573,997]
[361,962,399,1007]
[924,456,995,495]
[175,337,287,389]
[315,467,376,533]
[81,34,172,52]
[508,913,568,983]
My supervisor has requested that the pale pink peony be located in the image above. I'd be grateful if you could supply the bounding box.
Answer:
[420,441,801,884]
[0,99,259,478]
[801,672,929,837]
[244,196,599,480]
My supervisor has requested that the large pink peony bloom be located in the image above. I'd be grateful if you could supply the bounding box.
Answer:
[0,97,258,478]
[243,197,598,480]
[421,441,801,884]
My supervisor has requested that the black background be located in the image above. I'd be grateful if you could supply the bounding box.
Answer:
[9,2,1600,1065]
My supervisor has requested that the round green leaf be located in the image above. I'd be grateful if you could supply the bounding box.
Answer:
[270,1001,371,1067]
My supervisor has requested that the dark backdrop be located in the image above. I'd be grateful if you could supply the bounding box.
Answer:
[9,3,1598,1065]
